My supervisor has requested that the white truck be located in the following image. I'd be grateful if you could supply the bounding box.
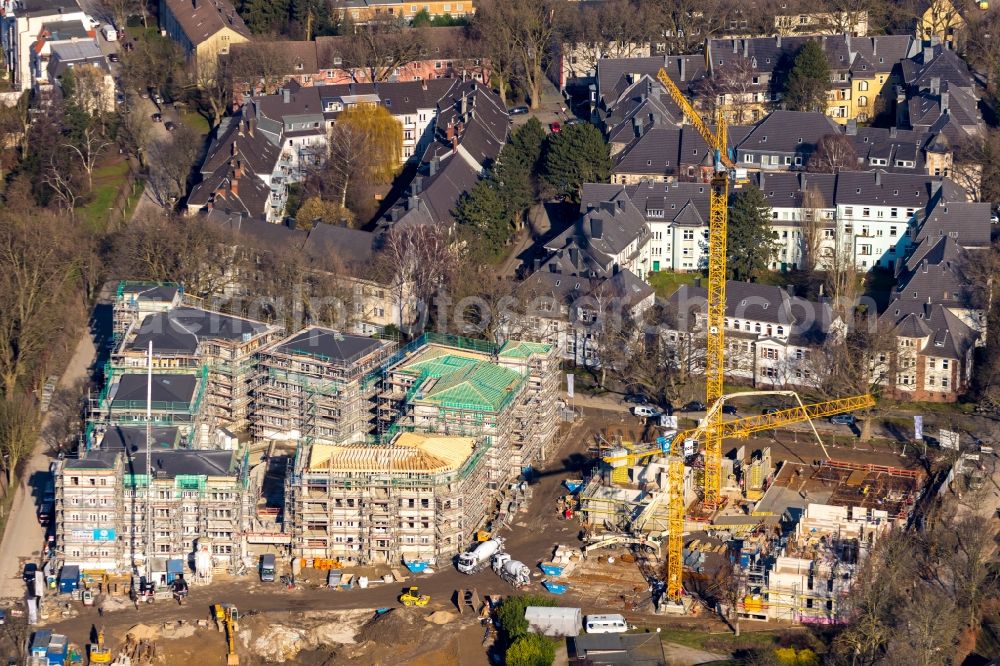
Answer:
[457,538,504,574]
[493,552,531,587]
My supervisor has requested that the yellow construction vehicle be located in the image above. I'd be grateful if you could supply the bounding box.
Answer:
[88,629,111,664]
[399,586,430,607]
[475,530,491,542]
[213,603,240,666]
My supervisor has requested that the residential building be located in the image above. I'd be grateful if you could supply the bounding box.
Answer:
[159,0,250,76]
[55,439,253,572]
[0,0,89,91]
[230,29,490,99]
[42,41,114,113]
[252,327,397,445]
[379,335,559,483]
[900,45,982,143]
[662,281,842,389]
[335,0,475,24]
[110,304,282,434]
[381,79,508,228]
[916,0,985,44]
[285,432,491,564]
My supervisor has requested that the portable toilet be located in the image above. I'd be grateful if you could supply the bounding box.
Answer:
[58,566,80,594]
[166,559,184,584]
[46,633,68,665]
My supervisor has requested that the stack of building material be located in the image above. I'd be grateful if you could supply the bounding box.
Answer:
[540,544,581,578]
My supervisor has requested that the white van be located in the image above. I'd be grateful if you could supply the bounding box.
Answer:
[632,405,660,418]
[102,24,118,41]
[584,614,628,634]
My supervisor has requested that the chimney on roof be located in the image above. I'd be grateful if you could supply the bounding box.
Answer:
[460,93,468,117]
[412,175,423,195]
[590,216,603,239]
[616,199,625,212]
[645,78,652,99]
[941,91,949,114]
[732,39,738,54]
[846,119,857,135]
[889,126,897,138]
[872,37,877,56]
[248,118,255,137]
[743,40,748,58]
[282,88,291,103]
[679,57,686,82]
[430,155,440,177]
[446,122,455,141]
[421,79,427,91]
[930,76,940,95]
[407,194,418,211]
[451,134,458,154]
[569,247,579,266]
[924,45,934,63]
[931,180,942,196]
[229,173,239,197]
[776,35,782,48]
[234,159,243,180]
[875,171,881,186]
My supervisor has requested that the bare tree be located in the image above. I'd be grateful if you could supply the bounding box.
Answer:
[145,126,202,207]
[70,63,114,126]
[228,42,294,97]
[42,155,83,216]
[510,1,557,109]
[800,185,828,273]
[342,17,425,83]
[554,0,653,75]
[0,396,39,486]
[375,225,456,333]
[646,0,728,55]
[100,0,143,34]
[806,133,859,173]
[0,211,82,398]
[697,56,762,124]
[470,2,518,106]
[64,126,112,192]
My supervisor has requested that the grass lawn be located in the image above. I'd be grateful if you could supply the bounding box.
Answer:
[648,270,702,298]
[180,109,211,137]
[79,160,132,231]
[650,626,786,652]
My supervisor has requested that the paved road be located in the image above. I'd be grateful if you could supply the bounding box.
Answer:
[0,333,96,600]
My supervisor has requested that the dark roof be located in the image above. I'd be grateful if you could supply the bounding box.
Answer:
[39,20,91,40]
[666,282,836,345]
[737,111,842,155]
[545,192,649,272]
[16,0,81,18]
[230,40,318,75]
[753,172,837,210]
[596,55,706,110]
[914,197,991,248]
[833,171,951,207]
[254,85,324,123]
[848,126,933,173]
[162,0,250,47]
[317,79,453,117]
[572,633,667,666]
[517,267,652,319]
[64,449,120,471]
[206,214,306,247]
[144,449,237,477]
[126,307,268,354]
[848,35,915,74]
[621,181,712,223]
[97,425,182,452]
[302,224,375,265]
[273,327,383,364]
[188,160,272,221]
[879,300,976,359]
[201,113,281,178]
[903,47,975,92]
[119,284,180,303]
[894,241,969,309]
[110,374,198,408]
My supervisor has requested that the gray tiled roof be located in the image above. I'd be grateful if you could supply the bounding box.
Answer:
[188,160,272,222]
[832,171,949,207]
[144,449,237,477]
[547,192,649,272]
[273,327,384,363]
[110,374,198,407]
[162,0,250,47]
[879,301,976,359]
[903,47,975,92]
[317,79,453,118]
[201,113,281,178]
[737,110,843,156]
[914,198,991,248]
[302,224,375,265]
[753,172,837,209]
[126,308,268,355]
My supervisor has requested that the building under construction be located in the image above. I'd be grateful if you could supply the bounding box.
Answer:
[378,335,559,486]
[56,426,252,573]
[111,293,283,435]
[286,432,491,564]
[252,327,397,445]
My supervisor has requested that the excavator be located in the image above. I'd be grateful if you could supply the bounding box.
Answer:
[213,603,240,665]
[88,628,111,664]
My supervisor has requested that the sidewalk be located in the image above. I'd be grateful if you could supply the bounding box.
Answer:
[0,331,96,599]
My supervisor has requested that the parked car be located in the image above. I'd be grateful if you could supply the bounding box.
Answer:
[623,392,648,405]
[151,92,163,105]
[164,121,176,132]
[85,15,100,28]
[682,401,705,412]
[508,106,529,115]
[632,405,661,418]
[830,414,856,426]
[108,52,119,63]
[22,563,36,583]
[549,121,561,133]
[151,113,162,122]
[721,405,738,415]
[564,118,586,126]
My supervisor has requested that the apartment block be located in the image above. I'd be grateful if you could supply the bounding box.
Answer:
[252,327,396,445]
[57,426,252,572]
[379,335,559,486]
[286,432,490,564]
[112,303,282,434]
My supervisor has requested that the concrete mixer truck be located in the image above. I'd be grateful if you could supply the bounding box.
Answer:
[457,538,505,574]
[492,552,531,588]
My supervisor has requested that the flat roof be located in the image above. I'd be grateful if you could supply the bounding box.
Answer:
[308,433,477,474]
[109,374,197,408]
[141,449,236,478]
[126,307,270,355]
[97,425,181,452]
[119,284,180,303]
[273,327,384,364]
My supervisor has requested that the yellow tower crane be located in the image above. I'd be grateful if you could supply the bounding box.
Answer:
[604,392,874,602]
[655,68,733,509]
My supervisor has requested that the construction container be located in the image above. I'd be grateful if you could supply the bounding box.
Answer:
[58,566,79,594]
[525,606,581,636]
[166,559,185,584]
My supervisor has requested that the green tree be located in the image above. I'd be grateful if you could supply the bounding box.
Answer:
[493,144,533,225]
[454,180,512,261]
[542,123,612,202]
[727,186,779,281]
[506,633,557,666]
[510,117,547,175]
[783,41,831,113]
[237,0,290,34]
[495,594,556,643]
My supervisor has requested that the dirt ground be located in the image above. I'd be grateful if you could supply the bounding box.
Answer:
[32,404,918,664]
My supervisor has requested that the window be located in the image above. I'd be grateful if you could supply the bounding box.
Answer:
[761,348,779,359]
[745,154,755,163]
[942,377,949,388]
[862,208,870,218]
[683,229,694,240]
[858,95,868,106]
[858,80,869,91]
[942,359,949,369]
[844,207,853,216]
